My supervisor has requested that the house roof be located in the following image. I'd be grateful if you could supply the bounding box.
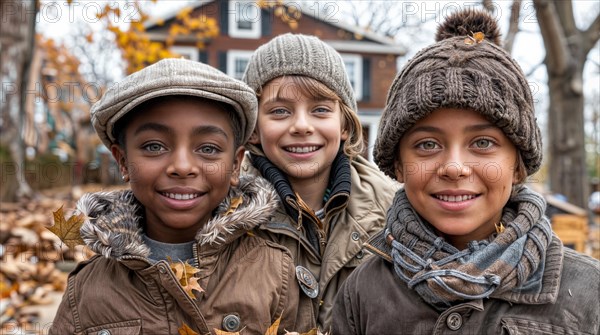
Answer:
[144,0,406,55]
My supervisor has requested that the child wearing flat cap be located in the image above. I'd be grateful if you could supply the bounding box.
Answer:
[240,33,399,331]
[49,58,301,334]
[332,10,599,334]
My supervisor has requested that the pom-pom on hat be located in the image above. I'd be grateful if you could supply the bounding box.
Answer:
[374,9,542,179]
[91,58,258,149]
[242,33,357,112]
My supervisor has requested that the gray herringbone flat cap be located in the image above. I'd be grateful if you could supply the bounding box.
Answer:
[242,33,357,112]
[91,58,257,148]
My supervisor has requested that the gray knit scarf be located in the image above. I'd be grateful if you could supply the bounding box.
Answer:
[386,185,552,310]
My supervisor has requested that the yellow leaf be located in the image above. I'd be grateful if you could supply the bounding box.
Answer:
[48,206,85,249]
[224,196,243,216]
[265,316,281,335]
[214,330,240,335]
[168,259,203,299]
[178,323,199,335]
[183,276,203,299]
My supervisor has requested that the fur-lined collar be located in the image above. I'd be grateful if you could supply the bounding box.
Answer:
[77,176,278,260]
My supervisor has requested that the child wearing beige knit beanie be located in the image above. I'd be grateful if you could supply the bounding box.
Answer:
[332,10,599,334]
[241,33,399,331]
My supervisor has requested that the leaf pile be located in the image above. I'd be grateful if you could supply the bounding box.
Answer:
[0,185,110,334]
[0,195,91,334]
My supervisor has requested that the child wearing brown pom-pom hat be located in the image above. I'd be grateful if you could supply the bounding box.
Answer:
[332,10,599,334]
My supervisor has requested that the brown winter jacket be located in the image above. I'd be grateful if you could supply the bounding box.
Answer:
[49,177,310,335]
[332,236,600,334]
[241,153,399,331]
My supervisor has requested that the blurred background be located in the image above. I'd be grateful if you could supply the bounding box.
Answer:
[1,0,599,333]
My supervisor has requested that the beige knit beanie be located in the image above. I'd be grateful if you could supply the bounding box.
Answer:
[242,33,357,112]
[91,58,257,149]
[374,10,542,178]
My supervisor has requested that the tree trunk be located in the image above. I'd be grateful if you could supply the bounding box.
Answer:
[0,0,37,202]
[534,0,598,208]
[547,71,588,207]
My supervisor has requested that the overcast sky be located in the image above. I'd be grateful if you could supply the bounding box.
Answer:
[35,0,599,133]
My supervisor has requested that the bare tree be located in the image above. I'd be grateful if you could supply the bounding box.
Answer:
[1,0,38,201]
[533,0,599,207]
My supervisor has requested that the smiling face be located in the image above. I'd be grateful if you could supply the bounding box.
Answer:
[251,76,348,187]
[396,108,519,249]
[111,97,244,243]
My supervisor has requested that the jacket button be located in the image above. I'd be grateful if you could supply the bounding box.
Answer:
[356,250,365,259]
[97,330,111,335]
[351,232,360,241]
[446,312,463,330]
[222,314,241,332]
[158,265,167,274]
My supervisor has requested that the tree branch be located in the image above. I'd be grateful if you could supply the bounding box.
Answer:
[555,0,578,37]
[503,0,522,55]
[582,13,600,57]
[533,0,569,75]
[525,60,546,77]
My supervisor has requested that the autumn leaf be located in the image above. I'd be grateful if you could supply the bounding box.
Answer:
[178,323,199,335]
[48,206,85,249]
[464,31,485,45]
[168,258,203,299]
[265,316,281,335]
[214,330,240,335]
[472,31,485,43]
[224,196,243,216]
[285,328,322,335]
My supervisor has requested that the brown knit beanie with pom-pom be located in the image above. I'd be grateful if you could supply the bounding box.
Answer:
[373,9,542,179]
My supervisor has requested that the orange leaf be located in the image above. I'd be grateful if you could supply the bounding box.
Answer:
[168,258,203,299]
[214,330,240,335]
[265,316,281,335]
[48,206,85,249]
[472,31,485,43]
[178,323,199,335]
[224,196,243,216]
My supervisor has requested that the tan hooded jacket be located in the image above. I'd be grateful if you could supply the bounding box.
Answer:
[49,177,312,335]
[241,153,399,330]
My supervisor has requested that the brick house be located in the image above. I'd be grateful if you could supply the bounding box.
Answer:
[146,0,405,160]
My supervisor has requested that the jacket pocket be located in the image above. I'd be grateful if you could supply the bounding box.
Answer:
[83,319,142,335]
[501,318,585,335]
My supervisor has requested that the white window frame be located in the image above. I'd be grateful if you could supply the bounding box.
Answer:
[358,114,380,162]
[341,54,363,101]
[170,46,198,62]
[229,0,261,39]
[227,50,254,80]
